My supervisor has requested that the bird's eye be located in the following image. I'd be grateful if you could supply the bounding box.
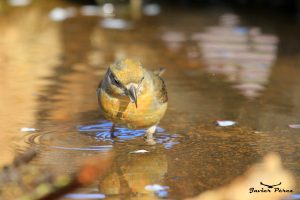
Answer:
[109,72,122,87]
[112,76,120,85]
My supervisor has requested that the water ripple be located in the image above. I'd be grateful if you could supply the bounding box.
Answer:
[24,120,180,152]
[25,131,112,152]
[78,120,180,149]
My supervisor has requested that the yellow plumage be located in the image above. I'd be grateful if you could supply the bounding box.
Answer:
[97,59,168,138]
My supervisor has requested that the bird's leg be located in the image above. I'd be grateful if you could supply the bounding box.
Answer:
[145,125,157,145]
[110,123,116,138]
[113,100,129,139]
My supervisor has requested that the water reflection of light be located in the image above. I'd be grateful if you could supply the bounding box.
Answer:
[80,5,102,16]
[161,31,187,52]
[145,184,169,198]
[49,7,77,22]
[8,0,31,7]
[102,3,115,17]
[49,145,113,151]
[78,120,179,149]
[195,13,279,99]
[64,193,105,199]
[0,4,62,165]
[100,18,133,30]
[143,4,161,16]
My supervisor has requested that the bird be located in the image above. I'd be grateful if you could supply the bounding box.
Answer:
[96,58,168,142]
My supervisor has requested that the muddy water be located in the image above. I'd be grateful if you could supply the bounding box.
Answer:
[0,1,300,199]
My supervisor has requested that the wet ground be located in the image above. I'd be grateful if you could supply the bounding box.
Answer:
[0,1,300,199]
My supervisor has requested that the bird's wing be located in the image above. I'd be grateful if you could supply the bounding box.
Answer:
[96,80,102,105]
[152,73,168,104]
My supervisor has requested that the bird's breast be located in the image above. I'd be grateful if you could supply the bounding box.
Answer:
[99,89,167,129]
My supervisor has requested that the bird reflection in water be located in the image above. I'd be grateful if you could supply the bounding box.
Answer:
[77,121,177,198]
[98,147,168,199]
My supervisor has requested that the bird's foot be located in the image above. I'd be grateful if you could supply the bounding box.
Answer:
[110,124,116,138]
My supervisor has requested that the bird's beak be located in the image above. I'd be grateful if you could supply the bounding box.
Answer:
[127,85,138,108]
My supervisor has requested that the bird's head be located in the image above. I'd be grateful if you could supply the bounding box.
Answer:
[106,59,145,108]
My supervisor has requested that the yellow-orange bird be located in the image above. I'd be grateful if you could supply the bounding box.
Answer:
[97,59,168,142]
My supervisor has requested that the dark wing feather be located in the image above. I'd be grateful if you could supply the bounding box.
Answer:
[152,73,168,104]
[96,80,102,106]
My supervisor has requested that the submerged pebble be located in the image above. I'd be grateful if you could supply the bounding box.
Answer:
[130,149,149,154]
[20,127,37,132]
[288,124,300,129]
[215,120,237,127]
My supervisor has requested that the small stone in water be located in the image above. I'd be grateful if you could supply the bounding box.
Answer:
[130,150,149,154]
[20,127,37,132]
[216,120,237,127]
[288,124,300,129]
[145,184,169,192]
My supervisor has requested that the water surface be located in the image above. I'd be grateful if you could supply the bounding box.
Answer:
[0,1,300,199]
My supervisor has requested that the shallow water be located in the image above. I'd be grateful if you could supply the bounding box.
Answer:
[0,1,300,199]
